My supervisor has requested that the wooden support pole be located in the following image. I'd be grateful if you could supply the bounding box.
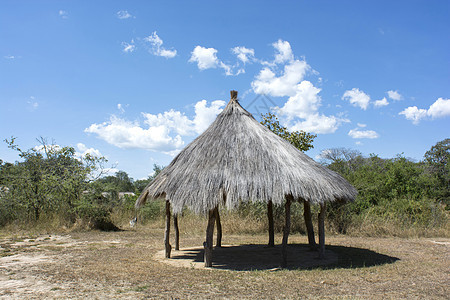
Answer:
[164,201,172,258]
[267,200,275,247]
[281,196,292,268]
[318,202,326,259]
[303,201,317,250]
[174,215,180,251]
[215,209,222,247]
[204,207,217,267]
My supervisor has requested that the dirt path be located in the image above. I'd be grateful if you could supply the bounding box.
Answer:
[1,229,449,299]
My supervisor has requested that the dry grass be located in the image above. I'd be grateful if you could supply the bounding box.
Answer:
[1,222,449,299]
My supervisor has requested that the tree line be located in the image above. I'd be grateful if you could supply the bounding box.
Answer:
[0,123,448,234]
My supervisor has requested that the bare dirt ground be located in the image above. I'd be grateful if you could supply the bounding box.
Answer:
[0,227,449,299]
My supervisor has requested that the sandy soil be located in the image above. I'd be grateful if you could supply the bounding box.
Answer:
[0,228,449,299]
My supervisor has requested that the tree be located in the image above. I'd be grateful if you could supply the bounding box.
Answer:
[2,137,107,223]
[98,170,134,194]
[260,112,316,152]
[424,138,450,203]
[134,164,164,193]
[319,148,365,178]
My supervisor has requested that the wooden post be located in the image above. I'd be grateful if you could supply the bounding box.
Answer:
[164,201,172,258]
[303,201,317,250]
[267,200,275,247]
[204,207,217,267]
[281,196,292,268]
[215,209,222,247]
[174,215,180,251]
[318,202,326,259]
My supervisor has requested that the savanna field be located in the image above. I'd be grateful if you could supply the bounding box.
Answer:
[1,138,449,299]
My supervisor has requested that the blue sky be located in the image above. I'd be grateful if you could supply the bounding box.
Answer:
[1,0,449,180]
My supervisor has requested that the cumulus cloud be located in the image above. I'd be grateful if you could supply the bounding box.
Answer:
[232,46,255,64]
[192,100,226,133]
[374,97,389,108]
[144,32,177,58]
[290,114,346,134]
[189,46,219,70]
[122,40,135,53]
[399,98,450,124]
[273,39,294,64]
[278,81,322,116]
[342,88,371,110]
[85,115,184,152]
[117,10,132,19]
[348,128,379,139]
[252,60,310,96]
[76,143,103,158]
[399,106,427,124]
[387,90,402,101]
[251,40,346,134]
[85,100,225,153]
[189,45,239,75]
[428,98,450,119]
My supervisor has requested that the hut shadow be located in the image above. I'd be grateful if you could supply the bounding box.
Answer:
[170,243,399,271]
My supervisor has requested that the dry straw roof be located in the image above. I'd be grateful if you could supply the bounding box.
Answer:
[137,91,357,215]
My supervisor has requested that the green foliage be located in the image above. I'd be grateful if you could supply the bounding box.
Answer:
[133,164,164,193]
[323,140,449,234]
[424,138,450,204]
[260,112,316,151]
[0,137,109,228]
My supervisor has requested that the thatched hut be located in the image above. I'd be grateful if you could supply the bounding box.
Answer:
[136,90,357,267]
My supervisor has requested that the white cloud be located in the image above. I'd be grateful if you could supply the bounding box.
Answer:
[85,100,225,153]
[76,143,103,158]
[144,32,177,58]
[189,45,238,75]
[85,115,184,152]
[342,88,371,110]
[192,100,226,133]
[143,110,194,136]
[122,40,135,53]
[252,60,310,96]
[290,114,347,134]
[251,40,346,134]
[59,10,68,19]
[400,97,450,124]
[427,98,450,119]
[357,123,367,128]
[374,97,389,108]
[399,106,428,124]
[278,80,322,116]
[348,128,379,139]
[387,90,402,101]
[232,46,255,64]
[189,46,219,70]
[117,10,132,19]
[273,39,294,64]
[4,55,15,59]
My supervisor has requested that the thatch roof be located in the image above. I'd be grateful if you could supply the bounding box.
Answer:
[136,91,357,215]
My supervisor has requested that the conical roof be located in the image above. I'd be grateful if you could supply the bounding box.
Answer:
[136,91,357,215]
